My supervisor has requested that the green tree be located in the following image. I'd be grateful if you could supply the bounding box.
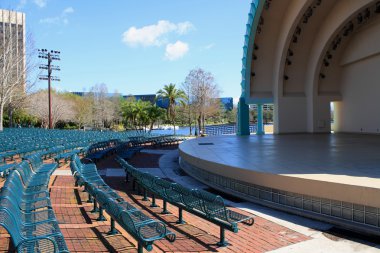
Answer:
[156,84,186,134]
[12,109,38,127]
[121,98,155,131]
[146,105,166,132]
[121,96,137,129]
[134,100,150,131]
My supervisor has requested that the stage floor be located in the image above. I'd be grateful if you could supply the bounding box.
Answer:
[179,134,380,208]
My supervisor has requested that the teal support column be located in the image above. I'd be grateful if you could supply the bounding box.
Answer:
[256,103,265,135]
[237,97,250,136]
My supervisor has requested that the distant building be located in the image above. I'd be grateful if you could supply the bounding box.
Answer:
[156,96,169,109]
[219,97,234,111]
[124,94,170,109]
[71,91,121,98]
[123,94,156,104]
[0,9,26,87]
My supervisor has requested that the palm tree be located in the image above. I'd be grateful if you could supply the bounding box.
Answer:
[157,84,186,135]
[147,105,165,132]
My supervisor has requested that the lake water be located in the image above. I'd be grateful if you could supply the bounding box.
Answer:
[150,124,268,136]
[150,126,193,136]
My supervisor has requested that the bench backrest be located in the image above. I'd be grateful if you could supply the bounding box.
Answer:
[171,184,203,210]
[105,197,124,218]
[194,189,228,220]
[1,171,26,197]
[0,208,22,245]
[69,160,79,175]
[139,173,157,189]
[152,178,173,199]
[14,161,33,185]
[3,171,19,190]
[25,153,43,169]
[72,155,83,169]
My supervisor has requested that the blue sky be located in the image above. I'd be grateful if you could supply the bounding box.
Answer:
[1,0,251,100]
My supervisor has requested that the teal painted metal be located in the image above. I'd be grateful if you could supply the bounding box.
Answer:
[72,155,177,252]
[238,0,264,135]
[240,0,263,99]
[237,97,250,136]
[256,104,265,135]
[116,156,255,245]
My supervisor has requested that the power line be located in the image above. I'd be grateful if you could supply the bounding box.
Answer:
[38,49,61,129]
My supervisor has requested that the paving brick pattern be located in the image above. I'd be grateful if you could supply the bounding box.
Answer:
[0,155,310,253]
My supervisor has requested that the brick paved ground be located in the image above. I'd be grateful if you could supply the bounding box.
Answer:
[0,153,310,253]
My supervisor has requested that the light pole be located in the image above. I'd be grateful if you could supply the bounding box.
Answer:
[38,49,60,129]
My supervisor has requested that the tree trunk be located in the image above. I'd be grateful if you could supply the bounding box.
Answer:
[197,115,201,136]
[149,122,154,133]
[188,105,192,135]
[173,119,176,135]
[8,106,13,128]
[202,115,205,134]
[0,103,4,131]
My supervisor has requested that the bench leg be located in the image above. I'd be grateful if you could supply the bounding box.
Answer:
[87,193,93,203]
[137,184,141,195]
[176,208,185,224]
[125,172,129,183]
[217,227,228,247]
[91,199,99,213]
[137,244,143,253]
[161,200,170,214]
[97,206,106,221]
[142,189,149,201]
[132,178,137,191]
[107,218,118,235]
[150,194,158,208]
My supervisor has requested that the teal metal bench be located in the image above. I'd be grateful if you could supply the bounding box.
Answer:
[0,162,17,178]
[88,184,176,253]
[54,148,83,166]
[70,157,176,253]
[0,169,69,252]
[0,207,69,253]
[116,156,255,246]
[24,153,58,174]
[1,167,52,211]
[15,161,52,189]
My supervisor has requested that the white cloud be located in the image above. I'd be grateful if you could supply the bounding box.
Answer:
[204,43,215,50]
[34,0,47,8]
[17,0,49,9]
[39,16,60,24]
[63,7,74,14]
[122,20,195,47]
[177,21,195,35]
[165,41,189,61]
[16,0,27,10]
[40,7,74,25]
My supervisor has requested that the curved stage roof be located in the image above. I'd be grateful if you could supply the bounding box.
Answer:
[179,134,380,235]
[239,0,380,134]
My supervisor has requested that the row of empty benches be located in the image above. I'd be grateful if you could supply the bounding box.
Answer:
[71,155,176,253]
[1,128,255,252]
[0,129,186,252]
[0,154,69,252]
[116,156,255,247]
[69,154,254,252]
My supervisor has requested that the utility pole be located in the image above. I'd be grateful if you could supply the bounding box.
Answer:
[38,49,61,129]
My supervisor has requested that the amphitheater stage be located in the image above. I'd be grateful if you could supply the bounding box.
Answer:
[179,134,380,234]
